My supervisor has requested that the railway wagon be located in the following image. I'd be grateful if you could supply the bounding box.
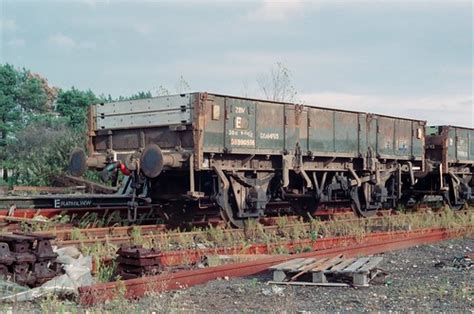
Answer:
[69,92,426,226]
[417,125,473,208]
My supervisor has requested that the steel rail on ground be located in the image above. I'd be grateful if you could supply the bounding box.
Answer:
[78,226,472,305]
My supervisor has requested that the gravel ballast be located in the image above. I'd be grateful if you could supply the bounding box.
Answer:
[136,237,473,313]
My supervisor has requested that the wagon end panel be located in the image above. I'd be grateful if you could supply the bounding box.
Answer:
[91,94,195,155]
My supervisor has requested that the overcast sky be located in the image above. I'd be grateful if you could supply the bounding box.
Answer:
[1,0,472,127]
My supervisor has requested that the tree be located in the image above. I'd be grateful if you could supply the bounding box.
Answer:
[3,114,79,186]
[155,75,190,96]
[0,64,19,146]
[257,62,297,102]
[175,75,190,94]
[0,64,55,142]
[15,70,50,114]
[116,91,152,101]
[55,87,99,131]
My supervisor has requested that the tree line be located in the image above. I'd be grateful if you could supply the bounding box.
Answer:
[0,64,152,186]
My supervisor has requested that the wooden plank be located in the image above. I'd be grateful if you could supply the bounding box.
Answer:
[268,281,350,287]
[297,257,329,271]
[353,273,369,286]
[340,257,371,273]
[357,257,383,273]
[271,258,315,271]
[312,255,343,272]
[269,258,305,270]
[290,258,328,281]
[328,258,357,272]
[0,215,49,223]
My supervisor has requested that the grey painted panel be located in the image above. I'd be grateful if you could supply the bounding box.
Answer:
[96,109,192,130]
[96,94,192,116]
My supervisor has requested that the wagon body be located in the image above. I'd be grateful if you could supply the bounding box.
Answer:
[89,92,425,171]
[425,125,474,171]
[80,92,428,223]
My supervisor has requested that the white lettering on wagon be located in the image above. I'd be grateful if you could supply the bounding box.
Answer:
[234,106,246,114]
[228,129,254,138]
[54,199,93,208]
[259,132,280,140]
[230,138,255,146]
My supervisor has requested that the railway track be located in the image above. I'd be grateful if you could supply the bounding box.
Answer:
[44,209,472,248]
[78,226,472,305]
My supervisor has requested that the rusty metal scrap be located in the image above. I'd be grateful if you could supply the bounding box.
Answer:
[116,246,162,280]
[0,232,61,287]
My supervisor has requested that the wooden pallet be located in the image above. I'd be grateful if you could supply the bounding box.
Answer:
[269,255,383,287]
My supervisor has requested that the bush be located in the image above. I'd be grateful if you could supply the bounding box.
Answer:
[3,114,83,186]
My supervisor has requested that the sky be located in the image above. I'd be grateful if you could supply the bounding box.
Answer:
[0,0,473,127]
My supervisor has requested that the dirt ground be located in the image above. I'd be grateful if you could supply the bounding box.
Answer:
[134,236,473,313]
[3,237,473,313]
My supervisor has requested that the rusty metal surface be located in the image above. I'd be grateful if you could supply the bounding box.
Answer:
[78,227,469,305]
[426,125,474,168]
[0,193,150,210]
[0,232,61,287]
[51,209,471,248]
[116,246,163,279]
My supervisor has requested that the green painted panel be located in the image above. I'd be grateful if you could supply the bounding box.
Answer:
[395,119,411,156]
[284,106,298,153]
[224,98,256,151]
[299,109,309,154]
[411,121,424,158]
[334,111,358,153]
[255,102,284,152]
[284,105,309,154]
[308,108,334,153]
[367,115,377,156]
[470,129,474,161]
[456,128,469,160]
[358,113,367,156]
[203,96,225,151]
[377,117,395,156]
[447,128,456,161]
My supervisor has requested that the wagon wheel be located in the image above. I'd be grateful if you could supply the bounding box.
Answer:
[350,183,379,218]
[214,168,247,228]
[444,176,465,211]
[219,206,245,229]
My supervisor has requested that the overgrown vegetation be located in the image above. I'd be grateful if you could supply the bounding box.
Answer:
[0,63,155,187]
[74,208,473,265]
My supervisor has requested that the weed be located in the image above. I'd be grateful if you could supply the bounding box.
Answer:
[95,258,117,283]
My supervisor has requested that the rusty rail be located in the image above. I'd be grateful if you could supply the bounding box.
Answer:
[52,209,472,247]
[78,226,471,305]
